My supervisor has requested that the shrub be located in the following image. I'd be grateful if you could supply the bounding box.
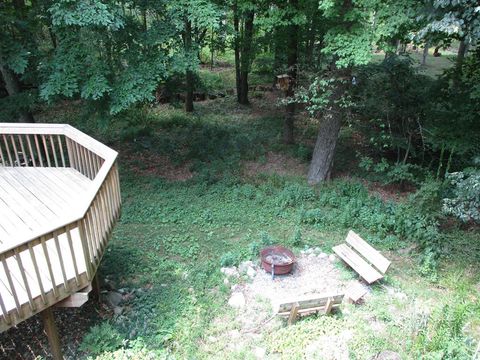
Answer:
[275,183,316,209]
[413,301,474,359]
[443,169,480,223]
[80,323,124,356]
[220,251,239,267]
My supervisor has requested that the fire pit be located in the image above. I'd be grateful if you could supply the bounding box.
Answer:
[260,246,295,275]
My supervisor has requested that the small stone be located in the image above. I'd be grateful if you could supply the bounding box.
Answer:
[221,267,239,277]
[129,329,137,338]
[161,283,168,287]
[253,347,266,359]
[113,306,124,316]
[224,278,230,285]
[227,329,240,338]
[123,291,136,302]
[386,287,395,295]
[247,266,256,278]
[208,336,217,342]
[306,248,314,254]
[318,253,328,259]
[308,253,316,258]
[314,247,321,253]
[105,291,123,307]
[239,261,254,274]
[329,254,337,263]
[371,350,401,360]
[228,292,245,308]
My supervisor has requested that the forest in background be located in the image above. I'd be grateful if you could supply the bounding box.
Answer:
[1,0,480,358]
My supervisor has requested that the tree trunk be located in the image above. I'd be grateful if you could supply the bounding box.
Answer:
[384,38,397,60]
[184,18,194,112]
[283,0,299,144]
[307,71,349,185]
[273,28,283,85]
[233,1,241,103]
[421,43,429,66]
[0,59,35,123]
[305,17,316,66]
[142,9,147,31]
[210,28,214,70]
[238,10,254,105]
[456,39,467,70]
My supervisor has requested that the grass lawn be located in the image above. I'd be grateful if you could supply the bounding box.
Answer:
[45,93,479,359]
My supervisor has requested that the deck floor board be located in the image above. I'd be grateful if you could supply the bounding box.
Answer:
[0,167,91,317]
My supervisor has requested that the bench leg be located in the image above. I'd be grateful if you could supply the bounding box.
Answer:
[287,302,299,325]
[324,297,333,315]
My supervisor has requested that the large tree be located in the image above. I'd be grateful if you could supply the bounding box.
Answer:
[307,0,375,184]
[233,0,256,105]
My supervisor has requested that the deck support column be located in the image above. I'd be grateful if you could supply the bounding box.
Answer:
[91,270,102,302]
[40,307,63,360]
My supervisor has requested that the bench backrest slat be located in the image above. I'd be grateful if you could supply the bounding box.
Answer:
[346,230,391,274]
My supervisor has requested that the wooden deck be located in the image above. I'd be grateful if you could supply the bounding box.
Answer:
[0,124,121,332]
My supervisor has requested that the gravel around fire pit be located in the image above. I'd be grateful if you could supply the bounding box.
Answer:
[244,253,355,312]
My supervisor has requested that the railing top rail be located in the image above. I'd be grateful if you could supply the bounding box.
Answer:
[0,123,117,163]
[0,123,118,254]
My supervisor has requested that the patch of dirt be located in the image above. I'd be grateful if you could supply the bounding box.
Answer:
[243,151,307,178]
[0,301,104,359]
[244,255,353,312]
[365,181,415,202]
[121,151,193,181]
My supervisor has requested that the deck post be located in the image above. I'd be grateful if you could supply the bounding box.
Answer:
[40,307,63,360]
[91,270,101,302]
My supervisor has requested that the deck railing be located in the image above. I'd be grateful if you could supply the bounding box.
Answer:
[0,124,121,331]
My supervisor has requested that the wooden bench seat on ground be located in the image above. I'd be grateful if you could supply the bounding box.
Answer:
[333,230,391,284]
[277,293,344,325]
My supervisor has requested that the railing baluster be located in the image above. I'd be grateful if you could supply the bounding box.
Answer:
[18,135,27,167]
[28,243,46,304]
[41,135,51,167]
[1,255,21,317]
[14,249,35,311]
[40,236,58,298]
[77,220,93,280]
[82,210,95,265]
[0,291,10,325]
[0,139,5,165]
[2,135,13,166]
[9,135,20,166]
[49,135,59,167]
[57,135,66,167]
[26,134,36,167]
[86,148,95,179]
[34,134,44,166]
[53,231,69,292]
[66,226,80,286]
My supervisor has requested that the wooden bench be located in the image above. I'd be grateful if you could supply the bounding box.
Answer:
[333,230,391,284]
[277,293,344,325]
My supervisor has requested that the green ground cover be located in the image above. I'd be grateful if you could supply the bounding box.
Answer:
[45,95,480,359]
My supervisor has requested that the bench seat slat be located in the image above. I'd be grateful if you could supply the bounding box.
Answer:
[333,244,383,284]
[346,231,391,274]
